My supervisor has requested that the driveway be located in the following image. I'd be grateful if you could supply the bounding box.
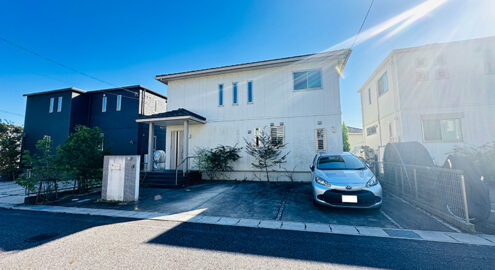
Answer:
[0,181,25,204]
[51,181,457,232]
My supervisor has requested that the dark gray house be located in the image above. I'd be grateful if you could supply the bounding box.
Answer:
[22,85,167,160]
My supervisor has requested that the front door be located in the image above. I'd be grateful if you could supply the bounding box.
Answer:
[170,130,184,170]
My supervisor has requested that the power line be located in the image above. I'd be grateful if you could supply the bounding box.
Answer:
[0,36,141,100]
[350,0,375,50]
[0,109,24,117]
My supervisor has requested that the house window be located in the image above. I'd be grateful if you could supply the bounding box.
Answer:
[377,72,388,96]
[368,88,372,105]
[102,95,107,112]
[293,69,322,90]
[315,128,326,152]
[116,95,122,111]
[233,82,238,104]
[366,125,377,136]
[422,118,463,143]
[100,133,104,151]
[49,97,54,113]
[218,84,223,106]
[270,126,284,146]
[247,81,253,103]
[254,128,261,147]
[57,97,62,112]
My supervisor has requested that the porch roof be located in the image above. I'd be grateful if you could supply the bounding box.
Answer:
[136,108,206,126]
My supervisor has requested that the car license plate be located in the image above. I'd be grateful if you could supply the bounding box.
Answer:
[342,195,358,203]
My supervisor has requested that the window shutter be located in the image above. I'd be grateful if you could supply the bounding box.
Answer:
[315,128,326,152]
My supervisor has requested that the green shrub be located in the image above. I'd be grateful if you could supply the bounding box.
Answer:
[195,145,242,180]
[450,142,495,182]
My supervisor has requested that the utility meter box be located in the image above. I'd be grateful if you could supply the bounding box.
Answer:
[102,155,140,201]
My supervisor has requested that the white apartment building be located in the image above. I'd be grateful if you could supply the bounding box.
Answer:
[359,36,495,164]
[138,50,350,181]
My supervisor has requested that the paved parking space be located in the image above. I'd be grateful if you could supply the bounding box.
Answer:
[0,181,25,204]
[49,181,457,232]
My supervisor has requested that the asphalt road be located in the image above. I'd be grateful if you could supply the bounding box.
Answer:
[0,209,493,269]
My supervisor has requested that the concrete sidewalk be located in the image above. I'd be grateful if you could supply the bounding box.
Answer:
[1,202,494,247]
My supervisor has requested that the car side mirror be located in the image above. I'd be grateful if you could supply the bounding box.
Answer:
[310,165,314,171]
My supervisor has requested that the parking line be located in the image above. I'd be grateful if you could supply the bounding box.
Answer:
[380,209,403,229]
[388,192,461,233]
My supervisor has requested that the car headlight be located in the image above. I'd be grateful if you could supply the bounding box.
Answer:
[315,176,332,187]
[366,176,377,187]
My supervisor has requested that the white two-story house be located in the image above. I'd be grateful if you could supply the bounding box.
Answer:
[359,36,495,164]
[138,49,351,181]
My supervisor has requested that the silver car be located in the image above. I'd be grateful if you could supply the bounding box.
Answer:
[310,152,382,209]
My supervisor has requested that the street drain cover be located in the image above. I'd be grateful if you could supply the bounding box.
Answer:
[25,233,59,242]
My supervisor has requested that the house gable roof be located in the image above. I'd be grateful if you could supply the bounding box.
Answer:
[23,85,167,100]
[23,87,86,97]
[138,108,206,121]
[156,49,351,84]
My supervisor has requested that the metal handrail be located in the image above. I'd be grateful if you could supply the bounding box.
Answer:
[175,156,198,186]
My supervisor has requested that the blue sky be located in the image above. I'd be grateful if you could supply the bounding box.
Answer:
[1,0,494,127]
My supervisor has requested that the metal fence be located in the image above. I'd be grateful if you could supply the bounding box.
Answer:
[370,162,474,231]
[25,179,101,197]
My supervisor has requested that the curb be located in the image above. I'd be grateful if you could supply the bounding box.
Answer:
[1,203,494,246]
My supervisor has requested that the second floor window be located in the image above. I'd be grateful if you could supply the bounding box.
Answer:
[49,97,54,113]
[102,95,107,112]
[247,81,253,103]
[377,72,388,96]
[218,84,223,106]
[57,97,63,112]
[367,125,377,136]
[293,69,322,90]
[233,82,238,104]
[116,95,122,111]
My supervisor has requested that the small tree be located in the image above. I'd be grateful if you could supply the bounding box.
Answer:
[195,145,242,180]
[0,120,23,181]
[342,122,350,152]
[57,125,106,191]
[244,129,289,182]
[16,137,62,202]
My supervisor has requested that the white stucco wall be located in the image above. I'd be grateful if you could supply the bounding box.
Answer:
[349,133,364,153]
[165,55,347,181]
[360,36,495,164]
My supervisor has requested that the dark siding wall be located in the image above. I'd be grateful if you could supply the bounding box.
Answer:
[22,92,73,154]
[69,93,89,131]
[137,123,166,155]
[87,89,140,155]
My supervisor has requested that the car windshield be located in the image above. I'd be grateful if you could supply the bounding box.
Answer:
[317,155,366,170]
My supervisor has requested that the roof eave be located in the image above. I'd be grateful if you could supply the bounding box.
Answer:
[156,49,351,85]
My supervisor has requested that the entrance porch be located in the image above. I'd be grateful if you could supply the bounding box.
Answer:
[136,108,206,186]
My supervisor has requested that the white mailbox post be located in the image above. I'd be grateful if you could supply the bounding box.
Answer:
[102,155,140,202]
